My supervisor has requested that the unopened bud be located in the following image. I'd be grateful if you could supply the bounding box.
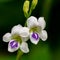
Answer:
[23,1,30,13]
[32,0,38,9]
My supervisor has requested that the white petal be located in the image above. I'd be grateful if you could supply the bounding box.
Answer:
[8,40,20,52]
[11,24,22,35]
[20,42,29,53]
[21,37,29,42]
[30,32,39,45]
[38,17,46,29]
[39,30,48,41]
[20,27,29,41]
[27,16,38,28]
[3,33,11,42]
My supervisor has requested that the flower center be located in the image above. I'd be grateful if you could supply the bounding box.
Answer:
[32,33,39,40]
[30,26,41,33]
[10,41,18,48]
[30,27,37,32]
[11,34,22,43]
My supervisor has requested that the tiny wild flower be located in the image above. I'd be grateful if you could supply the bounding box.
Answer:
[27,16,48,44]
[3,24,29,53]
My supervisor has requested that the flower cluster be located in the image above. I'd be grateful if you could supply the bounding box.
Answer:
[3,16,48,53]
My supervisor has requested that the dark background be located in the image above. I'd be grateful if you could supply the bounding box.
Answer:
[0,0,60,60]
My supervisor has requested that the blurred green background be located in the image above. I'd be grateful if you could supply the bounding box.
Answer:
[0,0,60,60]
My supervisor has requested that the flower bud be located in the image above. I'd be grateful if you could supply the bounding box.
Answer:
[32,0,38,9]
[23,1,30,13]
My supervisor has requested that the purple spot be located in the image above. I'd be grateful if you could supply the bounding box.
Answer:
[32,33,39,40]
[10,40,18,48]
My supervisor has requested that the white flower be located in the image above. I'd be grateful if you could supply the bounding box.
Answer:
[27,16,48,44]
[3,24,29,53]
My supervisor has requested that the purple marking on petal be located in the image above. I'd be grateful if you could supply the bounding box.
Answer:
[32,33,39,40]
[10,41,18,48]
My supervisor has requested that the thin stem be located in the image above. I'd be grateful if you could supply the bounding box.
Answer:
[28,8,32,17]
[24,7,33,26]
[16,50,23,60]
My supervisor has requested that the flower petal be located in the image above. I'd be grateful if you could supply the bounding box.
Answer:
[39,30,48,41]
[30,32,39,45]
[20,27,29,41]
[38,17,46,29]
[27,16,38,28]
[21,37,29,42]
[11,24,22,35]
[3,33,11,42]
[8,40,20,52]
[20,27,29,37]
[20,42,29,53]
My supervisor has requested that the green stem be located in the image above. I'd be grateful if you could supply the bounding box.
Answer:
[24,21,27,26]
[28,8,32,17]
[24,7,33,26]
[16,50,23,60]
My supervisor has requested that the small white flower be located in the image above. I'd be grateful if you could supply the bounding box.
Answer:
[27,16,48,44]
[3,24,29,53]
